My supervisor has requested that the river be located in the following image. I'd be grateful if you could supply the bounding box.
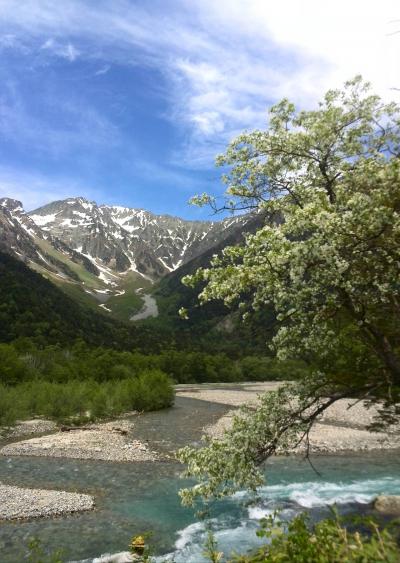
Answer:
[0,396,399,562]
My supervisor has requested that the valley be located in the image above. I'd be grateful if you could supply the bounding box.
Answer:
[0,196,252,322]
[0,66,400,563]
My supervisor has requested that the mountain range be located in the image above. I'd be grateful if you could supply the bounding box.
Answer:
[0,196,256,321]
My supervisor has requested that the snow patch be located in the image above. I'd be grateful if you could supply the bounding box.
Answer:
[30,213,57,226]
[113,289,126,296]
[158,257,173,271]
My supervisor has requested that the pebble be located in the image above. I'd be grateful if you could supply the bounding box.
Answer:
[0,483,94,521]
[0,419,159,462]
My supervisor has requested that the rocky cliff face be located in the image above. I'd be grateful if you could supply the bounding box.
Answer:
[0,196,254,284]
[0,195,260,320]
[29,197,250,279]
[0,198,100,282]
[0,198,56,269]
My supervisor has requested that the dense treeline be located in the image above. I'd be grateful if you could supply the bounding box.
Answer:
[0,341,307,426]
[1,341,308,386]
[0,341,178,425]
[152,211,279,356]
[0,372,174,426]
[0,251,310,429]
[0,250,276,357]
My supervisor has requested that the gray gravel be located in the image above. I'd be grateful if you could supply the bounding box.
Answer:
[196,385,400,454]
[0,419,58,440]
[0,420,159,462]
[0,483,94,521]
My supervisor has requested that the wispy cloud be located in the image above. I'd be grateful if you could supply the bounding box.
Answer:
[94,64,111,76]
[0,80,120,156]
[3,0,396,159]
[0,33,30,53]
[0,0,398,203]
[40,37,80,61]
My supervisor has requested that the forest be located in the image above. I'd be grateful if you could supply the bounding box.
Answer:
[0,339,309,426]
[0,248,303,426]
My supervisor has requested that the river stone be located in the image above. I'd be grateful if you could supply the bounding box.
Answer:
[374,495,400,515]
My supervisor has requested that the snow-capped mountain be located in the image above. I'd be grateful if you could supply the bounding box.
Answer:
[28,197,250,280]
[0,197,101,282]
[0,195,261,320]
[0,197,55,273]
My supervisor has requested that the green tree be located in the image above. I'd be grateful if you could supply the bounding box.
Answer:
[0,343,31,385]
[178,77,400,505]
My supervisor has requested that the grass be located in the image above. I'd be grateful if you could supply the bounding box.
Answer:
[34,238,105,289]
[53,282,104,312]
[106,272,153,321]
[30,243,156,322]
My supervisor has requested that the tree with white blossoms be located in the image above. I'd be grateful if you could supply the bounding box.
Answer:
[177,77,400,507]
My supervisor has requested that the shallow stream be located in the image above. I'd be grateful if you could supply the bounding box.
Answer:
[0,396,399,562]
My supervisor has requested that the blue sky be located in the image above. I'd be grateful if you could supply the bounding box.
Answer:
[0,0,398,219]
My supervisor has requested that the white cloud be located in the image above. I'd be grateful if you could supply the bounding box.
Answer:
[0,0,398,169]
[94,64,111,76]
[202,0,400,100]
[40,37,79,61]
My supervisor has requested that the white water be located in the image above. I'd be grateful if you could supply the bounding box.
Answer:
[3,399,397,563]
[90,474,400,563]
[159,476,400,563]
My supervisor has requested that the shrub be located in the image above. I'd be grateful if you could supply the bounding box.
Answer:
[230,512,400,563]
[0,372,174,426]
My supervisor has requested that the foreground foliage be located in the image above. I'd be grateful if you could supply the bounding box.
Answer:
[178,77,400,504]
[230,512,400,563]
[27,538,64,563]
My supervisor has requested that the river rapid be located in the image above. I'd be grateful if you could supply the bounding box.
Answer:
[0,396,399,562]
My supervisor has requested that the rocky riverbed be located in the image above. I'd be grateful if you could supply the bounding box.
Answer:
[0,419,159,462]
[0,418,159,521]
[0,419,58,440]
[177,383,400,453]
[0,483,94,521]
[1,383,399,524]
[1,393,400,562]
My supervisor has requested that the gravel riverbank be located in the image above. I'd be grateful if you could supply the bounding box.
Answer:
[0,420,159,462]
[2,383,398,523]
[0,419,58,440]
[0,483,94,521]
[177,383,400,453]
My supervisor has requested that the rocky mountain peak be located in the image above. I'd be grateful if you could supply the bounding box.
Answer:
[0,197,24,213]
[0,194,260,321]
[28,197,250,280]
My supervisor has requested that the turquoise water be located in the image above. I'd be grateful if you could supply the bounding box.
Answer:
[0,397,399,562]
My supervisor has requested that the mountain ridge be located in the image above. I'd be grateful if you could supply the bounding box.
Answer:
[0,195,253,321]
[29,196,250,279]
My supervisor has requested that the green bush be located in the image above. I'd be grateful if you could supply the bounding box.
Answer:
[0,343,32,384]
[0,372,174,426]
[0,341,298,388]
[230,512,400,563]
[239,357,310,381]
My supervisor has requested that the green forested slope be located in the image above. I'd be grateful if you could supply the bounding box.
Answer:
[0,251,170,352]
[152,211,278,354]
